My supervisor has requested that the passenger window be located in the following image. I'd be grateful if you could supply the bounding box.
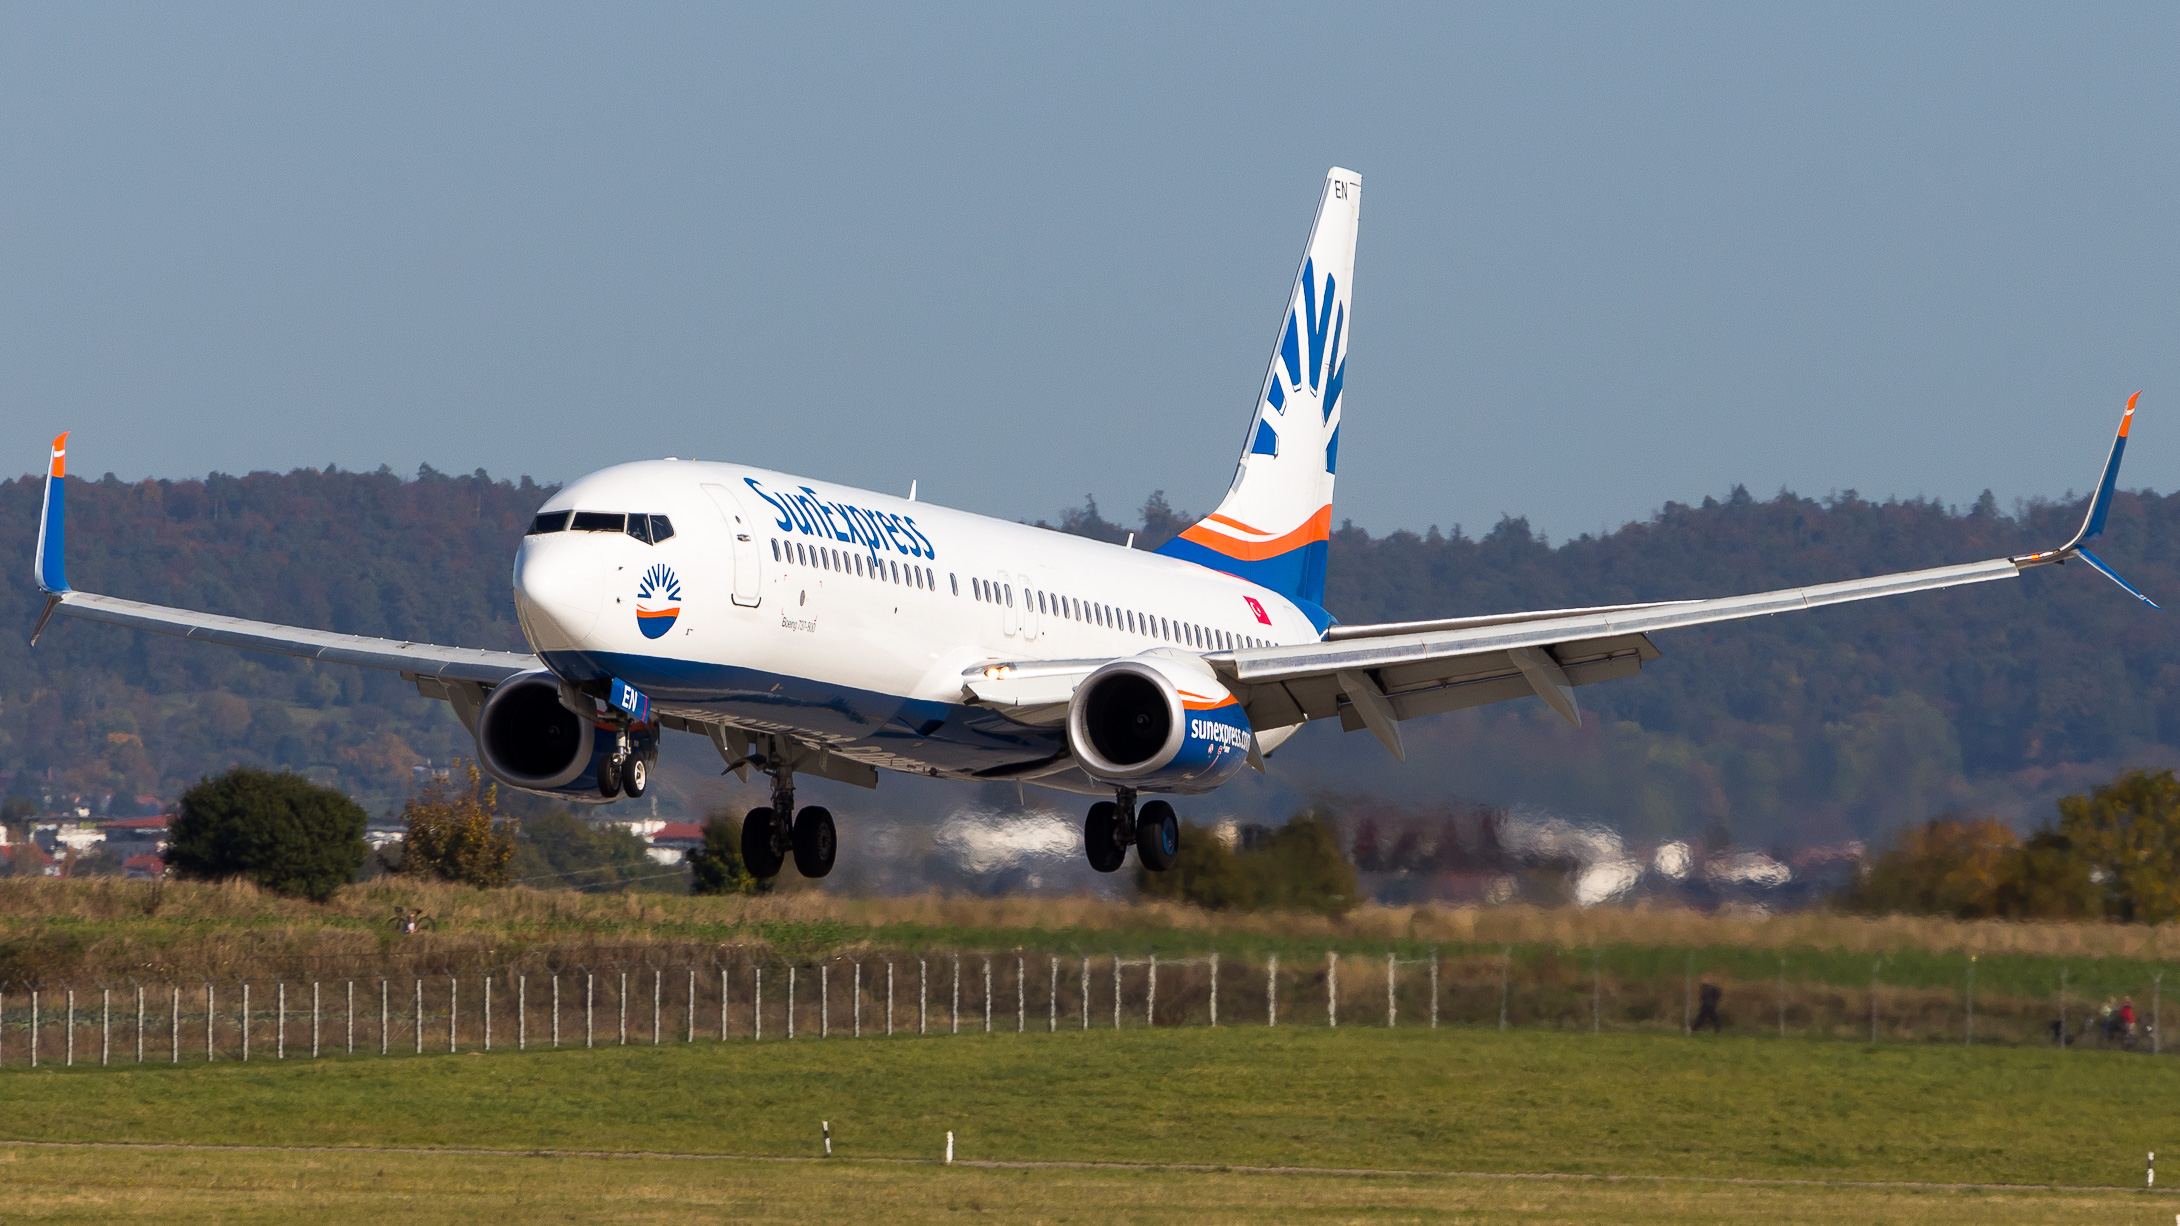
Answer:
[951,573,959,596]
[571,511,625,533]
[650,515,675,543]
[527,511,570,535]
[771,539,781,561]
[1004,584,1013,607]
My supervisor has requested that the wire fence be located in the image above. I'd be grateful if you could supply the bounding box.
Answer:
[0,946,2165,1069]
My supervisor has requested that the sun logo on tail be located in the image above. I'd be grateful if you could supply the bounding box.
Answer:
[635,564,681,639]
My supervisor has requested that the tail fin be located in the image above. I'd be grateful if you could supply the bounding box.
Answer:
[1156,167,1360,626]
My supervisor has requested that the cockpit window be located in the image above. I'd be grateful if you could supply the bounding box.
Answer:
[571,511,626,533]
[625,515,653,544]
[527,510,571,535]
[648,515,675,543]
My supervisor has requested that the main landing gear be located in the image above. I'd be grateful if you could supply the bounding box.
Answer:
[1083,789,1178,873]
[738,758,837,880]
[597,718,652,800]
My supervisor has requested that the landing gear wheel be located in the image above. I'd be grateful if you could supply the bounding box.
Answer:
[1083,802,1127,873]
[597,754,622,799]
[621,755,648,799]
[1136,799,1179,872]
[792,806,837,878]
[741,806,785,879]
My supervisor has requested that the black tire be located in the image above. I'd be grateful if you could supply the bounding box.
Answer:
[741,806,785,878]
[1136,799,1179,871]
[597,754,622,799]
[622,755,648,799]
[792,806,837,878]
[1083,802,1126,873]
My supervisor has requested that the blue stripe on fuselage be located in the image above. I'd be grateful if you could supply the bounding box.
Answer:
[537,649,1067,772]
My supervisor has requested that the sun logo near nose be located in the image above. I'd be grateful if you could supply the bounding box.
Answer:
[635,564,682,639]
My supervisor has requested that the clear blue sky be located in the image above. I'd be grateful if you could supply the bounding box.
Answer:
[5,3,2175,543]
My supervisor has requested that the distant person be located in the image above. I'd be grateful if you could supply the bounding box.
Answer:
[1693,975,1723,1033]
[2120,996,2138,1047]
[2097,997,2118,1046]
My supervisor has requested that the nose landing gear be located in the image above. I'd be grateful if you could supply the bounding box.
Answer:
[1083,789,1178,872]
[596,718,653,800]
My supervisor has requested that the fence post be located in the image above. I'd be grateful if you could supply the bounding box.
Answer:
[30,989,38,1067]
[205,983,214,1062]
[519,975,527,1051]
[1328,952,1338,1028]
[887,962,895,1037]
[1016,954,1025,1033]
[1964,956,1975,1046]
[484,974,493,1052]
[1147,952,1157,1027]
[380,980,389,1056]
[786,966,795,1041]
[618,971,628,1047]
[951,957,960,1035]
[1430,947,1439,1030]
[68,987,77,1066]
[1500,948,1511,1033]
[1049,956,1058,1033]
[450,977,459,1053]
[1210,952,1219,1028]
[312,981,321,1058]
[1268,954,1278,1027]
[982,957,990,1034]
[654,968,663,1045]
[821,964,829,1039]
[1869,960,1881,1043]
[918,959,926,1035]
[1112,955,1121,1030]
[1386,949,1396,1028]
[102,986,110,1066]
[171,985,180,1064]
[346,980,355,1055]
[586,972,596,1049]
[415,978,424,1055]
[1682,952,1692,1037]
[1080,957,1090,1032]
[276,982,285,1060]
[239,983,248,1063]
[720,966,729,1041]
[853,963,861,1038]
[754,966,762,1042]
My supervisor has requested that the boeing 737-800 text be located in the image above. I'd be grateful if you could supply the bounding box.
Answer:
[29,167,2158,880]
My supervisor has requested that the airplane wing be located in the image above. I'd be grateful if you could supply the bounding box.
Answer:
[968,395,2158,763]
[29,433,539,702]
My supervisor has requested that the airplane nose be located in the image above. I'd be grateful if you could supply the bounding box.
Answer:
[513,537,602,648]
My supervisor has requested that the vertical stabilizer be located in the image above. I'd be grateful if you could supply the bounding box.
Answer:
[1156,168,1360,626]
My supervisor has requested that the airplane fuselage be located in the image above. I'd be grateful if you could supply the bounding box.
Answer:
[513,460,1318,794]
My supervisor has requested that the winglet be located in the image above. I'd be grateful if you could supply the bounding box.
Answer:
[34,432,68,595]
[2014,393,2158,607]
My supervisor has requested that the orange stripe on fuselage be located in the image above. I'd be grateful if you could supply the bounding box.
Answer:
[2121,390,2140,438]
[1176,505,1332,562]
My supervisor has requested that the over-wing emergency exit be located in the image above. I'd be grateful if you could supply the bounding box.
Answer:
[29,168,2159,882]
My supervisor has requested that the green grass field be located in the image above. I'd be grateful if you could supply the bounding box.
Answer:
[2,1024,2177,1222]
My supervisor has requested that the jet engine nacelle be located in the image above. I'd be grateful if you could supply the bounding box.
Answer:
[1065,656,1253,794]
[474,670,642,800]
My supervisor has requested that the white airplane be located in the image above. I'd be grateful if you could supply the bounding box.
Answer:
[30,167,2158,881]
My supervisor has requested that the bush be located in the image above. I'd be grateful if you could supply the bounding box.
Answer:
[166,767,367,902]
[686,811,761,896]
[1136,810,1358,915]
[508,810,657,892]
[389,761,516,889]
[1844,814,2019,918]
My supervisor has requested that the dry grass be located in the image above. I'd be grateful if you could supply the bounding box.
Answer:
[4,877,2178,985]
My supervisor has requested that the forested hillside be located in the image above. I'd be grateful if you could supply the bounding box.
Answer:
[1,465,2173,846]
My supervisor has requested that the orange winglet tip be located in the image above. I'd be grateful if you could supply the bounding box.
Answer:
[2120,391,2140,438]
[49,431,69,479]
